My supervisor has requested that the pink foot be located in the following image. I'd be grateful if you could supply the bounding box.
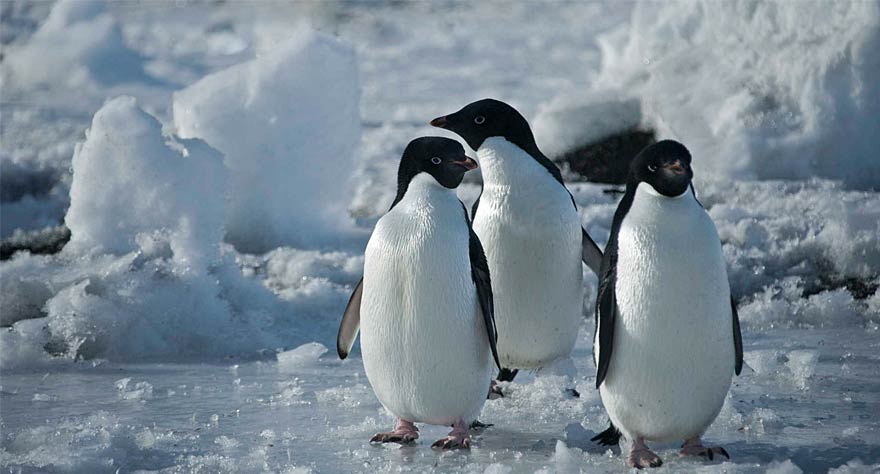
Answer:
[680,437,729,461]
[370,419,419,444]
[432,419,471,450]
[487,380,504,399]
[628,437,663,469]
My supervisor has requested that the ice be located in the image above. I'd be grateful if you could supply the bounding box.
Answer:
[277,342,329,370]
[785,350,819,391]
[764,460,804,474]
[532,91,644,159]
[591,0,880,189]
[173,30,362,253]
[65,96,226,275]
[1,0,156,102]
[3,1,880,473]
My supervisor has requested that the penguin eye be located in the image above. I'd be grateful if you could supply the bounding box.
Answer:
[647,164,658,172]
[430,157,442,165]
[474,116,485,125]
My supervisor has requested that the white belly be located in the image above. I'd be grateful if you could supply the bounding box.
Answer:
[600,183,734,442]
[473,137,584,369]
[360,174,493,425]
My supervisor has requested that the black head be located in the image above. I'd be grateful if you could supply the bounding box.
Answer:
[629,140,693,197]
[430,98,537,152]
[391,137,477,208]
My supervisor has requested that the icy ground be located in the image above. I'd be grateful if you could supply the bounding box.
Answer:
[2,1,880,473]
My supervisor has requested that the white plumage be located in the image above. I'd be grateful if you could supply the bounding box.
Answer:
[600,182,734,442]
[360,173,494,425]
[473,137,584,369]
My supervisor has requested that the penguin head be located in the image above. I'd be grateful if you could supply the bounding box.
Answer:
[630,140,693,197]
[396,137,477,197]
[430,99,536,152]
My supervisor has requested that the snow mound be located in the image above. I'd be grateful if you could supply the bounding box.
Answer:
[1,0,155,99]
[589,0,880,188]
[65,96,227,276]
[532,91,643,159]
[173,30,362,253]
[277,342,328,370]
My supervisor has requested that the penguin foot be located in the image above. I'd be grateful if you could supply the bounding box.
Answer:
[370,419,419,444]
[628,438,663,469]
[487,380,504,399]
[432,419,470,450]
[679,438,729,461]
[469,419,493,431]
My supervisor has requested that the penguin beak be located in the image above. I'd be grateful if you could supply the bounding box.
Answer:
[452,156,478,170]
[663,159,687,175]
[429,115,449,129]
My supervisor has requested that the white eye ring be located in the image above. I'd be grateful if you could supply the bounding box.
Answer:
[474,116,485,124]
[431,157,442,165]
[648,164,658,172]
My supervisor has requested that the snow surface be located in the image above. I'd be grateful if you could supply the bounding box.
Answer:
[2,0,879,472]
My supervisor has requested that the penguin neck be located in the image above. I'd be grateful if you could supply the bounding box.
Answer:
[477,137,551,188]
[394,173,458,212]
[635,181,691,201]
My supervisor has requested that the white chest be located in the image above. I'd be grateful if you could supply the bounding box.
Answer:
[471,137,583,368]
[359,173,492,425]
[601,183,734,441]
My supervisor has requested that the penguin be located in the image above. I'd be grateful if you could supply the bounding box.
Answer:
[336,136,500,450]
[430,99,603,385]
[592,140,743,468]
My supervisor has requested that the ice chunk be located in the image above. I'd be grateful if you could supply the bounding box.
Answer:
[828,459,880,473]
[1,0,154,98]
[277,342,328,370]
[65,96,227,276]
[765,459,804,474]
[0,277,52,326]
[174,29,362,253]
[483,463,512,474]
[553,440,582,474]
[594,1,880,189]
[115,377,153,401]
[786,350,818,390]
[533,91,643,158]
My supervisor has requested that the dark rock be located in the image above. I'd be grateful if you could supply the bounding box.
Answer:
[556,129,656,184]
[0,225,70,260]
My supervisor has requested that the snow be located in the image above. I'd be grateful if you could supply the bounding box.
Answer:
[536,1,880,189]
[173,30,362,253]
[65,96,226,275]
[2,0,880,473]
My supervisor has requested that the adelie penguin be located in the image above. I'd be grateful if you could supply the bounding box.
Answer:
[336,137,500,450]
[431,99,603,390]
[592,140,743,469]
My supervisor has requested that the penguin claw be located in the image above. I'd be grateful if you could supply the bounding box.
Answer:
[431,435,470,450]
[627,448,663,469]
[487,380,504,399]
[432,420,470,450]
[370,420,419,445]
[679,438,730,461]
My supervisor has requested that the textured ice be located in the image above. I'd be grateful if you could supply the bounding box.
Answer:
[65,96,226,275]
[173,30,362,253]
[2,1,880,473]
[592,0,880,189]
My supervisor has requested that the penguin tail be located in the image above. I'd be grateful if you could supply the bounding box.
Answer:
[590,421,622,446]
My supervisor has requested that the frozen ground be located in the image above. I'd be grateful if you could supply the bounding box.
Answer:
[2,1,880,473]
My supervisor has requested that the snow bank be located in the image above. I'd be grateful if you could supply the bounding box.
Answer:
[65,96,226,275]
[0,98,362,370]
[542,1,880,189]
[173,30,362,253]
[1,0,155,99]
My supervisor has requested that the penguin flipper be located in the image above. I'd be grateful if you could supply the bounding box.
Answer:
[595,264,616,388]
[581,227,603,276]
[462,202,500,370]
[336,278,363,359]
[470,226,501,370]
[731,296,743,375]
